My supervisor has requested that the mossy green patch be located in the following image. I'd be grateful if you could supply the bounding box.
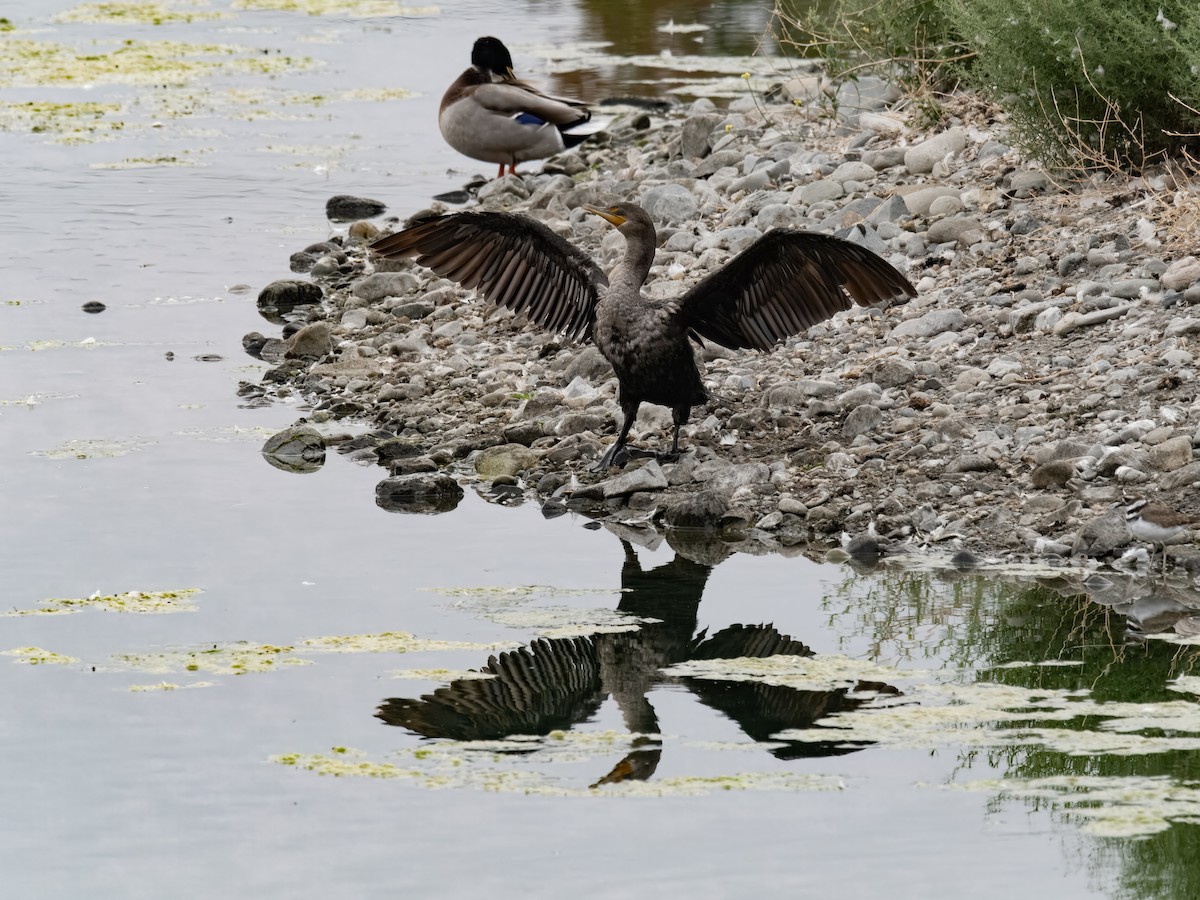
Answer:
[5,588,201,617]
[386,668,496,681]
[0,37,310,88]
[3,646,79,665]
[300,631,511,654]
[33,437,151,459]
[115,641,310,675]
[0,100,126,143]
[52,2,230,24]
[129,680,214,691]
[232,0,438,17]
[91,154,200,168]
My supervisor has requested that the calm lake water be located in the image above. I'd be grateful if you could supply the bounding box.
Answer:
[3,2,1200,898]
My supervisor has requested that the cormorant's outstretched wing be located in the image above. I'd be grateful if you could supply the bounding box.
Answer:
[676,230,916,351]
[370,211,607,343]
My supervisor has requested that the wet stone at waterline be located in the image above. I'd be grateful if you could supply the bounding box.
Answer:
[375,473,464,515]
[256,279,323,323]
[261,425,326,474]
[325,194,387,222]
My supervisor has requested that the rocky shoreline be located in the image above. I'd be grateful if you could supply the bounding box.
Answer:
[241,79,1200,576]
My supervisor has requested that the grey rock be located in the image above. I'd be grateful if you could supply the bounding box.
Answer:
[640,183,699,224]
[600,460,669,497]
[1072,508,1131,557]
[473,444,540,478]
[946,454,997,473]
[563,346,614,383]
[662,489,731,528]
[1161,461,1200,490]
[892,308,967,338]
[927,215,983,245]
[861,147,906,170]
[692,149,746,178]
[843,404,883,437]
[901,186,961,217]
[261,425,326,473]
[326,194,386,221]
[353,272,420,301]
[1148,435,1193,472]
[872,358,916,387]
[801,180,844,204]
[284,322,333,359]
[257,279,323,315]
[375,473,463,515]
[1162,256,1200,290]
[680,113,724,159]
[1009,170,1051,195]
[705,462,770,492]
[904,126,966,175]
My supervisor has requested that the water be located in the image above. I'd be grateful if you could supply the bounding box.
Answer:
[3,2,1200,897]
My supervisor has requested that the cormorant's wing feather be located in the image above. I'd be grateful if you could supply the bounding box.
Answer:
[370,211,606,343]
[676,230,916,351]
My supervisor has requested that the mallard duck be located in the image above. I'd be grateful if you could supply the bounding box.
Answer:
[439,36,598,179]
[371,202,916,469]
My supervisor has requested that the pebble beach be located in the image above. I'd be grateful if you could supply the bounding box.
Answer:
[242,74,1200,574]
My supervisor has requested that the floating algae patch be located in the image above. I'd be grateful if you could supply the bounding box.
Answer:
[33,437,153,459]
[52,2,231,24]
[232,0,439,17]
[0,38,310,89]
[664,653,921,692]
[941,776,1200,838]
[114,641,310,675]
[26,337,109,351]
[5,588,201,617]
[129,680,214,691]
[90,154,201,168]
[425,584,647,636]
[0,100,126,143]
[300,631,512,654]
[273,735,846,797]
[3,646,79,665]
[0,391,80,407]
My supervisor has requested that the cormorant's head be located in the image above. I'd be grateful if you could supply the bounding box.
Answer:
[583,202,655,236]
[471,36,516,81]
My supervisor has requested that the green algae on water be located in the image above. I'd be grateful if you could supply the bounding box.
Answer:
[0,37,311,88]
[52,2,231,24]
[115,641,311,675]
[5,588,201,616]
[232,0,439,17]
[3,646,79,665]
[300,631,511,654]
[33,437,152,459]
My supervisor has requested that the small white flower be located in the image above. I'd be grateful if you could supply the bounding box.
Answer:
[1157,7,1177,31]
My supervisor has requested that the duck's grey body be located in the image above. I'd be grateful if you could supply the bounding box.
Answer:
[439,37,595,177]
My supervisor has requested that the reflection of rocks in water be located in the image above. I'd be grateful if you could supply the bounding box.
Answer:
[378,536,897,785]
[261,425,326,474]
[474,480,526,507]
[1041,570,1200,641]
[255,278,323,324]
[374,473,463,515]
[377,637,603,742]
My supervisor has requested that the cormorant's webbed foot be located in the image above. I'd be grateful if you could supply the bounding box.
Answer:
[593,442,632,471]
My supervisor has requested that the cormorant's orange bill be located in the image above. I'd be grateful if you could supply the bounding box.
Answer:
[583,205,626,226]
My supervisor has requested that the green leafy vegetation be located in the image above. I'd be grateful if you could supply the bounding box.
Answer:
[773,0,1200,170]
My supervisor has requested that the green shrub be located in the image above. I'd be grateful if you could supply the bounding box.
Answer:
[774,0,1200,171]
[945,0,1200,169]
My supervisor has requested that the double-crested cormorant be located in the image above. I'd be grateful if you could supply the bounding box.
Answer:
[439,37,597,179]
[370,201,916,469]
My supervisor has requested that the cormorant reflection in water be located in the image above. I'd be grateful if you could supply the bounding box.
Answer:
[377,534,899,786]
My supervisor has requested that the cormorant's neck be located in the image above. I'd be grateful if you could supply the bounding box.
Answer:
[610,226,655,292]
